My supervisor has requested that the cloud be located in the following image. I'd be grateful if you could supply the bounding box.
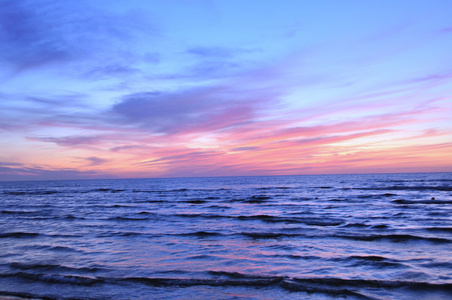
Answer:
[186,46,257,60]
[136,150,219,165]
[230,146,261,151]
[0,0,154,75]
[0,165,107,181]
[110,145,147,152]
[154,46,261,81]
[439,27,452,34]
[28,136,102,147]
[292,129,393,146]
[83,64,141,80]
[0,91,129,136]
[84,156,109,166]
[186,46,239,58]
[0,161,23,167]
[111,86,269,135]
[0,0,72,69]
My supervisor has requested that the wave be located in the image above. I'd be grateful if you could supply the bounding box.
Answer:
[134,199,167,203]
[0,271,282,288]
[381,193,397,197]
[19,244,82,253]
[342,223,389,229]
[174,213,227,219]
[90,188,125,193]
[328,198,349,201]
[174,213,343,226]
[121,276,283,287]
[236,214,343,226]
[3,187,129,196]
[349,255,390,262]
[208,270,280,279]
[228,195,273,203]
[342,222,370,228]
[95,231,150,237]
[3,271,450,299]
[392,199,452,205]
[241,232,302,239]
[257,186,292,190]
[290,277,452,291]
[279,254,322,260]
[102,230,226,239]
[184,199,207,204]
[372,224,389,229]
[106,216,154,221]
[281,277,452,299]
[132,189,164,193]
[93,229,446,243]
[0,232,80,239]
[2,213,86,221]
[208,205,231,209]
[178,231,223,237]
[333,233,451,243]
[420,261,452,268]
[1,210,40,215]
[0,232,40,238]
[63,214,85,220]
[0,272,103,286]
[346,256,405,268]
[2,190,60,195]
[9,262,101,273]
[356,186,452,192]
[106,212,343,227]
[280,280,376,299]
[426,227,452,233]
[132,188,215,194]
[0,290,97,300]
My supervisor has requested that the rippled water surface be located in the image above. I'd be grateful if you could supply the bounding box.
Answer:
[1,173,452,299]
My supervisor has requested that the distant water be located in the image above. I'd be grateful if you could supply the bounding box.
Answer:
[1,173,452,300]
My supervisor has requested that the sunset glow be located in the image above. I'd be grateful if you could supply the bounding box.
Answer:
[1,0,451,180]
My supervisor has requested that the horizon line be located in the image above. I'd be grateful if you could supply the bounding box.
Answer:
[1,171,450,183]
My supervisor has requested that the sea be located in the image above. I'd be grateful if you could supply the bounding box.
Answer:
[0,173,451,300]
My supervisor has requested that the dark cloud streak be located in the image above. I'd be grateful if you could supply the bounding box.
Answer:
[28,135,102,147]
[0,165,106,181]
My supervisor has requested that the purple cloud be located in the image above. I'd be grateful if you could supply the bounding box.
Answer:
[84,156,109,166]
[110,145,146,152]
[111,86,270,135]
[0,0,154,75]
[0,165,107,181]
[0,0,71,69]
[187,47,237,58]
[230,146,261,151]
[186,46,255,59]
[0,161,23,167]
[83,64,141,80]
[28,136,101,147]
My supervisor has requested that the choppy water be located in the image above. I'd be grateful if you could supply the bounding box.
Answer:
[1,173,452,299]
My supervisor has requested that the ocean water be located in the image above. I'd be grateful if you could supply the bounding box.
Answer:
[0,173,451,300]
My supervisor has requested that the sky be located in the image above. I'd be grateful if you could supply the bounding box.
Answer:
[1,0,452,181]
